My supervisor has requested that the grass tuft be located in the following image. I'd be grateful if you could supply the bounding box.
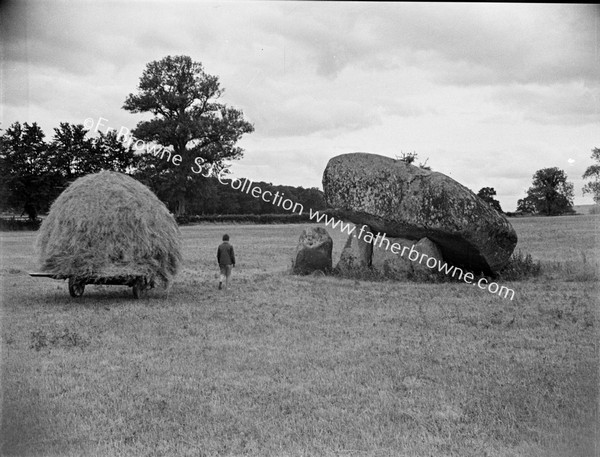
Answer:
[30,328,90,351]
[499,249,542,281]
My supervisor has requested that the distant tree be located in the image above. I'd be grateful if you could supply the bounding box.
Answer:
[520,167,574,215]
[477,187,503,213]
[49,123,95,179]
[0,122,51,218]
[0,134,8,212]
[123,55,254,216]
[91,130,138,174]
[516,196,536,214]
[46,123,138,203]
[297,187,327,210]
[171,177,327,217]
[582,147,600,204]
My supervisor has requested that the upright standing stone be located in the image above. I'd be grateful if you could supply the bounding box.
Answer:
[371,235,414,279]
[411,237,445,276]
[293,227,333,275]
[337,229,373,273]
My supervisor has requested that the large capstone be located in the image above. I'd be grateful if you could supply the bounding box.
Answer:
[323,152,517,275]
[293,226,333,275]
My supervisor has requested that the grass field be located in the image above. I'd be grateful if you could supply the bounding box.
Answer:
[1,215,598,456]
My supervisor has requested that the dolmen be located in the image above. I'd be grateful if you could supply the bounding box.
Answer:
[323,152,517,277]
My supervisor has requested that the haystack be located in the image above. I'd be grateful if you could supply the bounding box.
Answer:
[36,171,182,287]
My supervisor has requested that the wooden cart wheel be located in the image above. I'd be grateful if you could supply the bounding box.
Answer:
[68,277,85,297]
[132,277,144,299]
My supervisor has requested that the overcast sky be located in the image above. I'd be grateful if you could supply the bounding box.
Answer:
[3,1,599,211]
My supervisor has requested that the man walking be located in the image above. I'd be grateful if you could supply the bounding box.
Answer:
[217,234,235,290]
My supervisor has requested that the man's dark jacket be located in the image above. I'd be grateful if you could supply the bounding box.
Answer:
[217,242,235,266]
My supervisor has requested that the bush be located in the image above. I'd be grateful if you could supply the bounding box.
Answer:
[0,217,41,231]
[177,213,315,225]
[498,250,542,281]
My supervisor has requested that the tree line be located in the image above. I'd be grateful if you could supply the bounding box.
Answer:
[0,121,326,220]
[0,122,137,220]
[1,120,596,220]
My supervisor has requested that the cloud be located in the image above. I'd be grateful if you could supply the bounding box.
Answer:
[491,83,599,125]
[1,0,597,212]
[227,147,328,189]
[253,3,600,89]
[6,2,598,86]
[258,97,381,137]
[254,3,378,79]
[373,3,600,87]
[4,2,124,76]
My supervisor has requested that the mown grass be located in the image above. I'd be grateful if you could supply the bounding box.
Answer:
[1,216,598,456]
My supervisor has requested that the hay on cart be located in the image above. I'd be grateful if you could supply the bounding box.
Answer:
[36,171,182,287]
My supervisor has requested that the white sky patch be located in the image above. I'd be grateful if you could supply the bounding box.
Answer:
[2,1,599,211]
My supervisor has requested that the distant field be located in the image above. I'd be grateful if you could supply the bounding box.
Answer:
[1,216,598,456]
[573,204,599,215]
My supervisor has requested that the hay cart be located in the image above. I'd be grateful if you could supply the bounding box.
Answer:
[29,273,154,299]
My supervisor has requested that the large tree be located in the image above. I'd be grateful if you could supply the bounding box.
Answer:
[519,167,574,216]
[123,55,254,216]
[582,147,600,204]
